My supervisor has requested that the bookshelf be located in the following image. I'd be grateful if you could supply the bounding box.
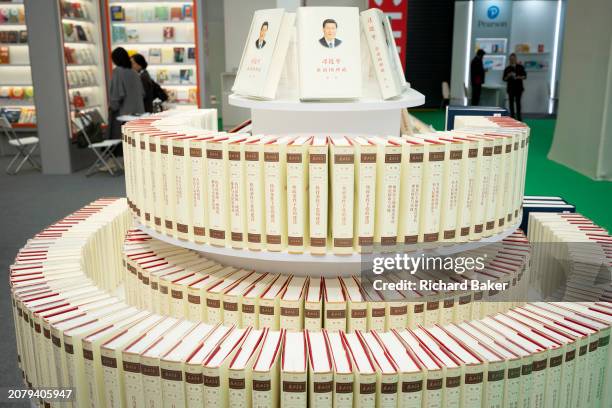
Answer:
[0,0,36,128]
[105,0,201,108]
[59,0,109,135]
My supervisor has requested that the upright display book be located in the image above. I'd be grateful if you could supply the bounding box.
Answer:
[232,9,295,100]
[297,7,362,100]
[360,8,407,99]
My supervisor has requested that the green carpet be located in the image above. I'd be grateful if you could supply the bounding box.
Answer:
[411,110,612,231]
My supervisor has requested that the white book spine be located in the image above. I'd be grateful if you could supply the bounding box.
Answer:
[264,146,287,251]
[354,145,377,251]
[161,140,175,236]
[419,145,444,243]
[286,146,309,253]
[185,366,204,408]
[190,141,207,243]
[101,351,122,408]
[398,145,424,246]
[308,146,328,254]
[330,146,355,254]
[375,145,402,248]
[441,146,462,241]
[207,145,229,246]
[245,145,265,251]
[228,145,246,248]
[173,139,191,241]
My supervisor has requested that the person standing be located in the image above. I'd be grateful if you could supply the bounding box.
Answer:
[131,53,167,113]
[108,47,144,140]
[470,49,486,105]
[503,53,527,121]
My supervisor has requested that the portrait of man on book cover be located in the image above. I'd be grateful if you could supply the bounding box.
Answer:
[319,18,342,48]
[255,21,268,49]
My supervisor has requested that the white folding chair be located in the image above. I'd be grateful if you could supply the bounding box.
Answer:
[72,110,123,177]
[0,115,41,175]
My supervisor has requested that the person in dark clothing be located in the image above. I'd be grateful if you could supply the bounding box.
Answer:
[503,53,527,121]
[108,47,144,140]
[470,49,486,105]
[131,53,168,113]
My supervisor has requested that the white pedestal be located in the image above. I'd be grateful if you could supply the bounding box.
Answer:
[228,88,425,136]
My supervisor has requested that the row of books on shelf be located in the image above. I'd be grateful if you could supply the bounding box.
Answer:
[0,86,33,100]
[0,30,27,44]
[121,228,530,332]
[112,25,190,43]
[233,7,408,100]
[9,199,612,408]
[166,87,198,105]
[110,4,194,23]
[527,212,612,302]
[154,67,195,85]
[64,46,96,65]
[0,106,35,124]
[123,113,529,254]
[0,6,24,24]
[66,69,97,88]
[60,0,90,21]
[62,22,94,43]
[144,46,196,64]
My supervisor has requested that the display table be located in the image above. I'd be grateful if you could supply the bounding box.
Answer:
[228,88,425,135]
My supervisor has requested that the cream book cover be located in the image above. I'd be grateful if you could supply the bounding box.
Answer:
[189,136,213,244]
[223,271,266,326]
[304,277,323,331]
[359,331,400,408]
[159,323,214,408]
[258,274,291,330]
[244,136,276,251]
[228,329,267,408]
[372,136,402,249]
[279,276,307,331]
[330,137,355,254]
[360,8,407,99]
[264,136,292,251]
[206,135,231,247]
[160,135,179,237]
[252,329,284,408]
[183,325,234,408]
[343,332,378,408]
[233,9,296,100]
[172,136,197,241]
[352,136,377,252]
[376,331,424,408]
[202,328,248,407]
[324,278,347,332]
[227,136,250,248]
[280,331,308,406]
[308,136,329,254]
[240,273,279,329]
[340,276,367,333]
[392,137,424,247]
[306,331,334,407]
[286,136,311,253]
[297,7,361,100]
[324,331,354,408]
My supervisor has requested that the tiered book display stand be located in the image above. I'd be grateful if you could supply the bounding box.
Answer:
[8,7,612,408]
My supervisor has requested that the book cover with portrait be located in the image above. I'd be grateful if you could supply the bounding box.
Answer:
[232,8,295,100]
[297,7,361,100]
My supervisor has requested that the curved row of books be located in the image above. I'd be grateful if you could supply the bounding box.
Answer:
[10,198,612,407]
[122,228,530,332]
[123,112,529,255]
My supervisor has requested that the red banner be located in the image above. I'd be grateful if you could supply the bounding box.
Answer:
[368,0,409,69]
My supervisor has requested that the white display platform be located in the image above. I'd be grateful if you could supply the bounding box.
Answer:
[228,88,425,136]
[136,215,522,277]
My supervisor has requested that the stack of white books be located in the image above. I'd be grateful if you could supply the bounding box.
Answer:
[121,228,531,332]
[528,212,612,302]
[231,7,408,101]
[9,199,612,407]
[122,113,530,255]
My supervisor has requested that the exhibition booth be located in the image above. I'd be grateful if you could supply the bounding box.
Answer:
[450,0,566,114]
